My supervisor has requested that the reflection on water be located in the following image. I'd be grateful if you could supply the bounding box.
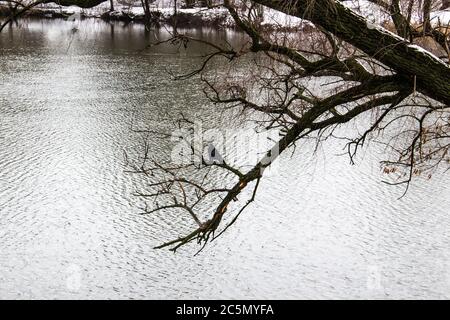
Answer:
[0,19,449,299]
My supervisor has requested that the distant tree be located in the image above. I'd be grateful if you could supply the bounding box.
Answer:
[183,0,196,7]
[141,0,151,27]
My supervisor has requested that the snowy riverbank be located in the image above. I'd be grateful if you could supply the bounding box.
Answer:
[0,0,311,30]
[1,0,448,31]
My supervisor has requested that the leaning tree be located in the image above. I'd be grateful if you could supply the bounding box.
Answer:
[1,0,449,252]
[126,0,449,252]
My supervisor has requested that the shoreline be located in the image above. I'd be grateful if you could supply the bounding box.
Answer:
[0,6,230,29]
[0,4,311,32]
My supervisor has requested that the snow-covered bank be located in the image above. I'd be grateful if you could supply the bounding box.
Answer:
[1,0,448,32]
[343,0,450,28]
[0,0,309,30]
[0,3,232,28]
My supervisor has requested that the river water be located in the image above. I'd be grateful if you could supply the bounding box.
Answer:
[0,19,449,299]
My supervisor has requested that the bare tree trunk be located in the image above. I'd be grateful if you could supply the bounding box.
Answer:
[109,0,114,11]
[141,0,152,28]
[423,0,432,33]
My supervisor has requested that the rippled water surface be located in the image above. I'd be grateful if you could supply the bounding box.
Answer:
[0,19,449,299]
